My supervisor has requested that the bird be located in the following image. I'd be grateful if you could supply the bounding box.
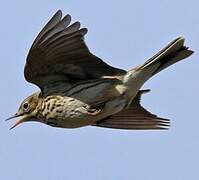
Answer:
[6,10,193,130]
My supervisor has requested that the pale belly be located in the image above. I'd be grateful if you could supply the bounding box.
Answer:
[41,95,127,128]
[40,78,139,128]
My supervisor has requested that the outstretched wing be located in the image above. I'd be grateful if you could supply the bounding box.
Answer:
[94,90,170,130]
[24,10,126,91]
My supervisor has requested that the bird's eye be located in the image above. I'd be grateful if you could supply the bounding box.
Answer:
[23,103,29,110]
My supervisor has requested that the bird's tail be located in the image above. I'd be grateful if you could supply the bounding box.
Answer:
[137,37,193,76]
[123,37,193,94]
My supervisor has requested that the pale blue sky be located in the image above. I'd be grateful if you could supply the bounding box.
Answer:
[0,1,199,180]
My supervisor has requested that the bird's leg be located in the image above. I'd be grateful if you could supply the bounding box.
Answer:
[82,102,105,115]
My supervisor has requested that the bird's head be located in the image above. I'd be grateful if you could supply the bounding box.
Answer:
[6,92,41,129]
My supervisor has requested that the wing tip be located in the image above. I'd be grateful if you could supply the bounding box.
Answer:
[93,117,170,130]
[56,9,62,16]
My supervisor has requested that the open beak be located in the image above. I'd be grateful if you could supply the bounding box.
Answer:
[6,113,30,130]
[5,113,22,121]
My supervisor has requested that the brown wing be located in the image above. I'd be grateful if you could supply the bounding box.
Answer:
[94,90,170,130]
[24,10,126,90]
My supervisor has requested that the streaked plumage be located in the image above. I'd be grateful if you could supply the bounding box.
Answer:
[7,10,193,130]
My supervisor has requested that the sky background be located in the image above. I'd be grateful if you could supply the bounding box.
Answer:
[0,1,199,180]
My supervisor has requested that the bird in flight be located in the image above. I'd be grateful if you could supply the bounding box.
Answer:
[7,10,193,130]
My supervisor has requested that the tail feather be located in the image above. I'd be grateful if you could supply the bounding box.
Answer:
[139,36,193,76]
[122,37,193,94]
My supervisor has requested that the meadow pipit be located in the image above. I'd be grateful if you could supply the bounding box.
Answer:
[6,10,193,130]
